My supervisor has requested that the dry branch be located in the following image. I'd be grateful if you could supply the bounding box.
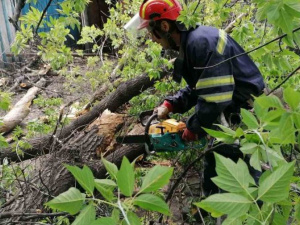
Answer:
[0,78,47,134]
[8,0,26,30]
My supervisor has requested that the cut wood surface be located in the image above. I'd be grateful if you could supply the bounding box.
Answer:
[0,78,47,133]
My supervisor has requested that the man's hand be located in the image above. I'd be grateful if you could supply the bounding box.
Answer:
[156,105,169,119]
[154,100,173,119]
[182,128,198,142]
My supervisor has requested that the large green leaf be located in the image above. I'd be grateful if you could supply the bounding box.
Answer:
[94,179,115,201]
[241,109,259,129]
[203,128,235,144]
[65,165,94,195]
[91,218,117,225]
[211,153,255,194]
[283,87,300,111]
[133,194,170,215]
[117,157,134,197]
[45,187,85,215]
[194,193,252,218]
[101,156,118,180]
[258,161,295,203]
[139,165,173,193]
[72,203,96,225]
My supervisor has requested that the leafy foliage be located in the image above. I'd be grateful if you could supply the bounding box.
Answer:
[46,157,173,223]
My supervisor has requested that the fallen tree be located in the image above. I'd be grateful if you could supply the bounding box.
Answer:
[0,69,169,161]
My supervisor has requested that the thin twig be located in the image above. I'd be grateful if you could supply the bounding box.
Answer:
[267,65,300,95]
[35,0,53,34]
[192,0,201,15]
[0,212,67,219]
[194,26,300,70]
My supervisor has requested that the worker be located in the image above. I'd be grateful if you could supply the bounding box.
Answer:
[136,0,265,196]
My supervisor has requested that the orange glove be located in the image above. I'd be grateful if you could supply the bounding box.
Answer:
[182,128,198,142]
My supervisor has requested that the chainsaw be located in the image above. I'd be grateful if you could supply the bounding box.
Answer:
[116,113,207,153]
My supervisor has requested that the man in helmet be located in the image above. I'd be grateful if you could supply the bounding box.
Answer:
[137,0,264,195]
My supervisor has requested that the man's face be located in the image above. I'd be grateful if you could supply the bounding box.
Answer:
[147,27,170,49]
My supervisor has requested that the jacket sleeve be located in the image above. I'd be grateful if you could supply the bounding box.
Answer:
[164,34,211,114]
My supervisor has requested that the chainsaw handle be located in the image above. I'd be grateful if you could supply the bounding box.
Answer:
[145,113,158,135]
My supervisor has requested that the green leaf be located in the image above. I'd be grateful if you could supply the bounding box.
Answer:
[94,179,115,201]
[270,113,296,144]
[65,165,94,195]
[122,211,141,225]
[222,216,244,225]
[283,87,300,111]
[117,157,134,197]
[91,218,117,225]
[194,193,252,218]
[203,128,235,144]
[216,124,236,135]
[211,153,255,194]
[284,0,300,17]
[240,143,259,154]
[295,201,300,221]
[241,109,259,129]
[276,8,293,36]
[258,161,295,203]
[101,156,118,180]
[133,194,170,215]
[139,165,173,193]
[45,187,85,215]
[72,203,96,225]
[255,95,284,109]
[250,148,262,172]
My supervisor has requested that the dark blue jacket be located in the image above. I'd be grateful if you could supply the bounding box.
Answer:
[165,26,265,137]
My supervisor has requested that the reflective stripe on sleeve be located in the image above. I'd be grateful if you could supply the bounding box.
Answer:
[216,30,227,55]
[196,75,234,89]
[199,91,233,103]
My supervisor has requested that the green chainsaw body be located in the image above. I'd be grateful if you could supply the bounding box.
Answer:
[117,113,207,153]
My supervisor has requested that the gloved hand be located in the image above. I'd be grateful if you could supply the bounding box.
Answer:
[155,101,173,119]
[182,128,198,142]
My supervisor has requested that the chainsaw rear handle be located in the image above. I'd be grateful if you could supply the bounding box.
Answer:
[145,113,158,136]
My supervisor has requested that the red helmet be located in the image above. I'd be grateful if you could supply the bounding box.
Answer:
[138,0,182,29]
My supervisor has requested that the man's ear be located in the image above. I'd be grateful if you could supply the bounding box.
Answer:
[160,20,170,32]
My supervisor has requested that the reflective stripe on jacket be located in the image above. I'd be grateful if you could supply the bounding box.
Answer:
[165,26,265,136]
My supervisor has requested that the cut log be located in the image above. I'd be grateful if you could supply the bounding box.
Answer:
[0,78,47,134]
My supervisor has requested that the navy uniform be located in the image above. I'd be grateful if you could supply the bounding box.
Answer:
[165,26,264,195]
